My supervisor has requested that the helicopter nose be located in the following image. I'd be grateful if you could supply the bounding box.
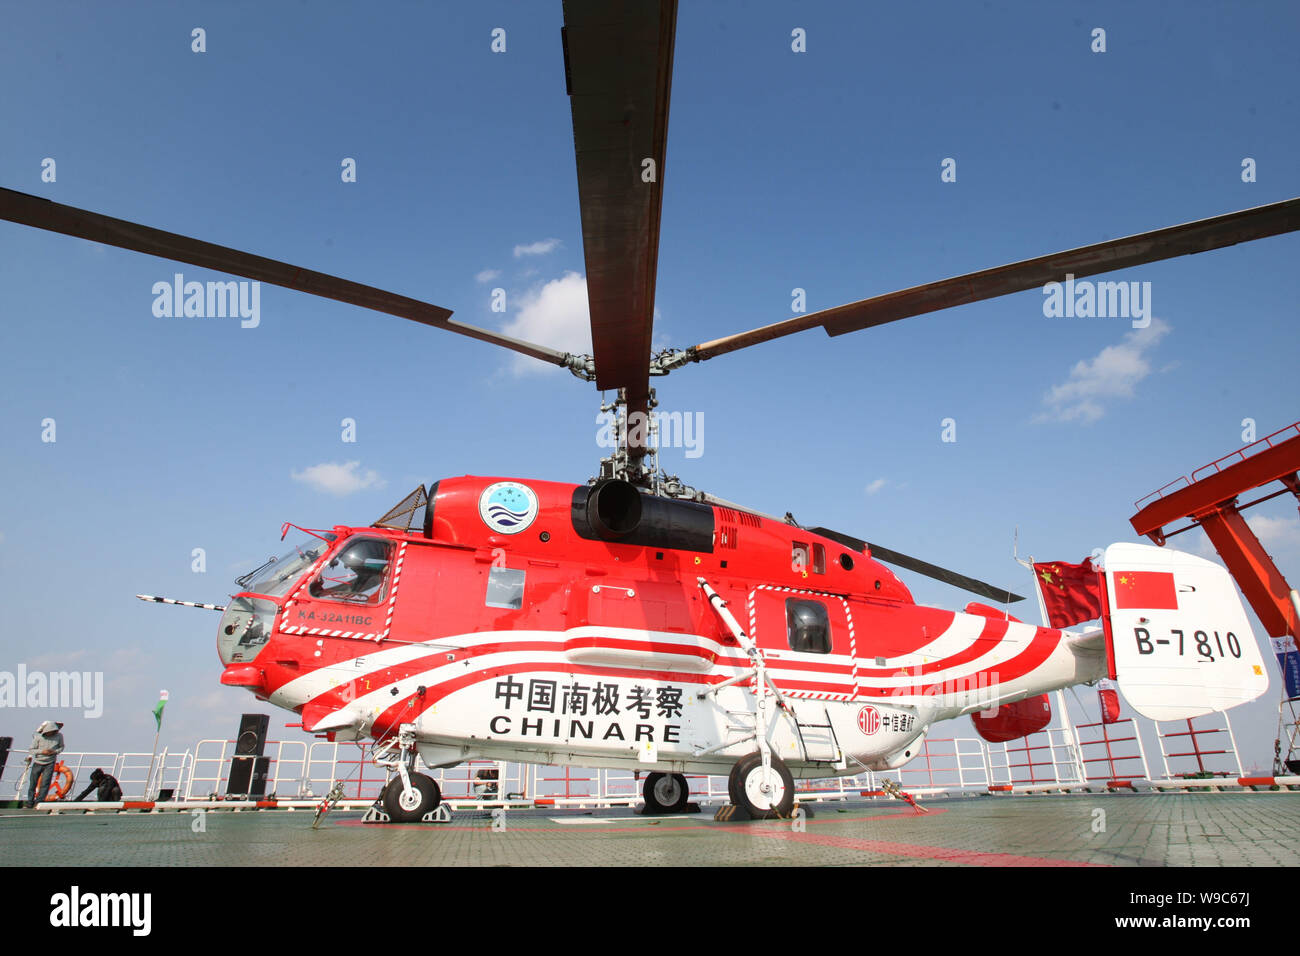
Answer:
[220,664,267,694]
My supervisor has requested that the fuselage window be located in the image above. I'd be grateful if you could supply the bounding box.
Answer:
[486,567,526,610]
[308,538,392,605]
[786,598,831,654]
[812,543,827,574]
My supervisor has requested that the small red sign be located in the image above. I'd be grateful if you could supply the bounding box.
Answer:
[857,705,880,735]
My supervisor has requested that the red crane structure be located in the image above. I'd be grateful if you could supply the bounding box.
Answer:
[1130,421,1299,640]
[1130,421,1300,774]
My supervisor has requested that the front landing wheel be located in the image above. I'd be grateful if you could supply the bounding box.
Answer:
[382,772,441,823]
[728,752,794,819]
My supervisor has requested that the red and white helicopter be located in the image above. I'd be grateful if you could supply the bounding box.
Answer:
[2,1,1290,821]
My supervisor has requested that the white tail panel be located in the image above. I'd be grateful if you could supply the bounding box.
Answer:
[1104,542,1269,720]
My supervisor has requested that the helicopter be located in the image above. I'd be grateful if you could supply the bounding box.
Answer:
[1,1,1292,821]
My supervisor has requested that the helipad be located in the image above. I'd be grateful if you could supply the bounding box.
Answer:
[3,793,1299,867]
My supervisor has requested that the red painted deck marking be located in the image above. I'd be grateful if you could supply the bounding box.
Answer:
[744,828,1106,866]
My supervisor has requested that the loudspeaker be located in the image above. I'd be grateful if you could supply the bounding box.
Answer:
[235,713,269,756]
[227,756,270,797]
[0,737,10,780]
[227,714,270,797]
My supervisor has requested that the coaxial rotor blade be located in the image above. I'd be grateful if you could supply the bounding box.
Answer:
[562,0,677,419]
[691,197,1300,362]
[688,488,1026,604]
[0,187,573,369]
[809,527,1026,604]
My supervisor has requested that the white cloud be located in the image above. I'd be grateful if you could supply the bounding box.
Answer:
[513,238,562,258]
[189,689,235,713]
[1035,318,1171,424]
[291,461,386,496]
[475,268,501,284]
[1181,513,1298,564]
[26,649,90,670]
[501,272,592,375]
[1247,514,1300,550]
[865,478,887,495]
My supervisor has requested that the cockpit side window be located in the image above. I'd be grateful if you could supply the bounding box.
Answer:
[309,538,393,604]
[786,598,831,654]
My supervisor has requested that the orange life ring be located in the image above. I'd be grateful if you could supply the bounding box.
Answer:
[45,762,74,801]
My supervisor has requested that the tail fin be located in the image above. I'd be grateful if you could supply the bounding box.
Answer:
[1104,542,1269,720]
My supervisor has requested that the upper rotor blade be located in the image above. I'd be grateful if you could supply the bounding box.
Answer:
[693,197,1300,361]
[0,187,572,369]
[562,0,677,397]
[809,527,1026,605]
[691,487,1026,604]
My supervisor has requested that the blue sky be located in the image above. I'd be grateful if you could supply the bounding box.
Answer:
[1,0,1297,773]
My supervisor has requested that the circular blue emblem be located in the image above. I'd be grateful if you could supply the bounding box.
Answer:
[478,481,539,535]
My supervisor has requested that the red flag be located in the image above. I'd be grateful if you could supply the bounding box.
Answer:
[1112,570,1178,610]
[1033,558,1103,628]
[1097,678,1121,724]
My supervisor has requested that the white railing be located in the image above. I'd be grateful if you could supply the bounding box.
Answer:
[1155,711,1242,780]
[5,715,1267,809]
[982,727,1087,789]
[1073,717,1151,784]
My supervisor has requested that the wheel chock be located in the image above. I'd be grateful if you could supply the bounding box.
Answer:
[713,802,813,823]
[636,802,701,816]
[423,804,453,823]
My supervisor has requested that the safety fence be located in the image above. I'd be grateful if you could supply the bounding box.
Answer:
[6,709,1293,813]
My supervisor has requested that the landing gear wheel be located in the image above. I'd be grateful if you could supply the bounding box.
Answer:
[382,772,441,823]
[728,752,794,819]
[643,772,690,813]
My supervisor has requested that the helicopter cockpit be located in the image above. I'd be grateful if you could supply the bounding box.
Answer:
[307,538,393,604]
[237,534,338,598]
[218,533,339,665]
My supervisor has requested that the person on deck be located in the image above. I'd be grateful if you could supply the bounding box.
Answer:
[25,720,65,808]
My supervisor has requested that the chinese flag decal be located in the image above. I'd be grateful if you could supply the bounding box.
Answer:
[1112,570,1178,610]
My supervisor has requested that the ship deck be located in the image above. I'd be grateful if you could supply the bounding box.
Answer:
[3,792,1298,867]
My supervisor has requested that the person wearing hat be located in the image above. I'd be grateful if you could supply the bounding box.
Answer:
[25,720,65,808]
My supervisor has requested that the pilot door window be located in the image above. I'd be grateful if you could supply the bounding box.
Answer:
[786,598,832,654]
[485,567,526,610]
[308,538,393,605]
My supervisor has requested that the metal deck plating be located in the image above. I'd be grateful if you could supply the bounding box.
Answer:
[3,793,1299,867]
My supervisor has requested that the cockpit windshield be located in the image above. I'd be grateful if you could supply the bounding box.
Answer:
[237,534,337,597]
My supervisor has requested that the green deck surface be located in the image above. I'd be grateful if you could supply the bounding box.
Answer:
[3,793,1299,867]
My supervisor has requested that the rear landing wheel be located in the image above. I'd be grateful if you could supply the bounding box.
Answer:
[382,772,441,823]
[643,772,690,813]
[728,752,794,819]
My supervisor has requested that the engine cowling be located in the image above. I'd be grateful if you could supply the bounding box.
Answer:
[970,694,1052,742]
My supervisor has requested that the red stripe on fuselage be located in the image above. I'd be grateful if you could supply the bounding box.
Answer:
[855,626,1063,697]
